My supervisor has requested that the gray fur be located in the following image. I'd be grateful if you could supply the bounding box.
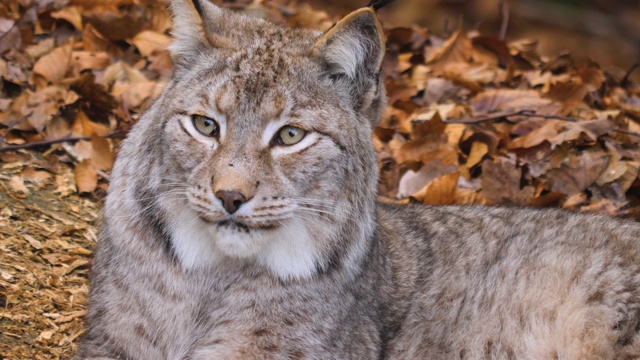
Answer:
[77,1,640,359]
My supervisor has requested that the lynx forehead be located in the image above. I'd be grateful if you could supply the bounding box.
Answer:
[78,0,640,359]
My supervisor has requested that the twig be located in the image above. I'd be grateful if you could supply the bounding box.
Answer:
[0,132,124,153]
[621,62,639,88]
[0,136,89,152]
[499,0,509,41]
[0,19,18,43]
[444,109,640,138]
[0,112,33,145]
[612,129,640,138]
[444,109,578,124]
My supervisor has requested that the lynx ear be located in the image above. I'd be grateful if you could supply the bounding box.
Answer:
[169,0,226,65]
[313,8,385,111]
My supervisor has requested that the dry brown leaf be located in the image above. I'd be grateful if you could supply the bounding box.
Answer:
[426,29,472,73]
[480,158,535,206]
[0,19,20,55]
[471,89,560,117]
[24,86,72,131]
[71,111,110,137]
[472,35,513,68]
[562,192,588,209]
[580,199,620,217]
[33,41,73,84]
[41,253,75,265]
[397,160,458,197]
[45,116,72,140]
[546,150,609,195]
[74,159,98,193]
[21,167,53,187]
[82,23,109,52]
[510,119,613,149]
[545,80,589,114]
[8,176,30,198]
[90,133,114,171]
[530,191,565,207]
[453,188,491,206]
[465,141,489,168]
[112,81,158,109]
[22,234,43,250]
[71,72,119,119]
[130,30,171,57]
[24,38,56,61]
[71,51,110,73]
[596,160,639,193]
[86,7,143,41]
[51,6,83,31]
[411,171,460,205]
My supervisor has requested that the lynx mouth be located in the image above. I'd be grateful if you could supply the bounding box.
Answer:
[199,217,280,232]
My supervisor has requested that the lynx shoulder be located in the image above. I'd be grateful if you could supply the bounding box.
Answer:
[77,1,640,359]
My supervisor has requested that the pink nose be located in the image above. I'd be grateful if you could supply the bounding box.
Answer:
[215,190,247,214]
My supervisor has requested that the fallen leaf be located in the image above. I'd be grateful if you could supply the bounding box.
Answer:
[562,192,588,209]
[453,188,491,206]
[54,310,87,324]
[21,167,52,187]
[36,330,56,342]
[130,30,171,57]
[90,133,114,171]
[480,158,535,206]
[0,19,20,55]
[41,253,75,265]
[74,159,98,193]
[51,6,83,31]
[510,119,613,149]
[33,41,73,84]
[397,160,458,197]
[71,51,110,73]
[22,234,43,250]
[471,89,560,117]
[546,150,609,195]
[411,171,460,205]
[580,199,620,217]
[7,176,30,198]
[112,81,158,109]
[465,141,489,168]
[426,29,472,73]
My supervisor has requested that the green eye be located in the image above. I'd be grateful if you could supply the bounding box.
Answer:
[276,126,306,146]
[192,115,219,137]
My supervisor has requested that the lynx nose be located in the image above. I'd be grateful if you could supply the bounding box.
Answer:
[215,190,247,214]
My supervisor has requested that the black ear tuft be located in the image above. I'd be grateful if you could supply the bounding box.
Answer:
[367,0,395,11]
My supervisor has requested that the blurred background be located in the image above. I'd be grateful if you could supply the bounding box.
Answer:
[300,0,640,81]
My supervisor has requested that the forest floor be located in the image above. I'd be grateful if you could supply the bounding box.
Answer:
[1,0,640,358]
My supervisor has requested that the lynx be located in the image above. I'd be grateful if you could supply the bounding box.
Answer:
[77,0,640,359]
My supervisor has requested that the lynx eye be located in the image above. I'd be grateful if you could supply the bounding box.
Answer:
[275,126,306,146]
[192,115,219,137]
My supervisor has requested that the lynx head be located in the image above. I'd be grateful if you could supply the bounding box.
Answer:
[108,0,386,280]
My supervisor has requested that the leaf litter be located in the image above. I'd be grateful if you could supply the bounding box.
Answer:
[0,0,639,358]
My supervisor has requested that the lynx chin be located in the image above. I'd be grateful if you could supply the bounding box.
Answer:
[77,0,640,359]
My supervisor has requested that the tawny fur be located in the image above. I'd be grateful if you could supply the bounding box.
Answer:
[77,1,640,359]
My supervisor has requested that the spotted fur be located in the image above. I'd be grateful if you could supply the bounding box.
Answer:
[77,1,640,359]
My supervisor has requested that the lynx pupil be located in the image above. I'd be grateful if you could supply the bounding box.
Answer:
[193,115,219,137]
[279,126,305,145]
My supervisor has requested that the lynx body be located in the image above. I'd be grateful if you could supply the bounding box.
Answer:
[77,1,640,359]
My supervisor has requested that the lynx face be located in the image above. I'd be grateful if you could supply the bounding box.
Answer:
[123,1,386,280]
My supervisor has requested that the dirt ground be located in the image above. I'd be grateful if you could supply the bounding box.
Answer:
[1,156,97,359]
